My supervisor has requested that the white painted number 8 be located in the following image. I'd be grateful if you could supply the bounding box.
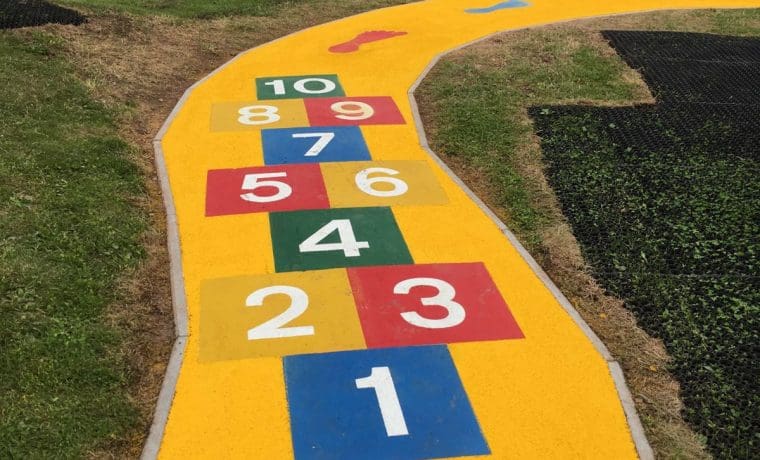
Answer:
[238,105,280,125]
[355,168,409,197]
[394,278,466,329]
[331,101,375,120]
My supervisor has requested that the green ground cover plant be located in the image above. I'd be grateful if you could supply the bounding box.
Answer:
[56,0,301,18]
[0,32,146,457]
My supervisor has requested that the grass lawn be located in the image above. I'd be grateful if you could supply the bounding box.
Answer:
[416,8,759,459]
[56,0,306,18]
[0,32,146,457]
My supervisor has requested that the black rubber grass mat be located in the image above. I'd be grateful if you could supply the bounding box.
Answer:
[530,31,760,459]
[0,0,85,30]
[602,30,760,104]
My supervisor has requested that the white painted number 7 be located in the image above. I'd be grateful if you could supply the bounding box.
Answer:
[292,132,335,157]
[355,366,409,437]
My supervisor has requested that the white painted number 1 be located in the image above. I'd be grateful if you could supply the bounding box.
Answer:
[246,286,314,340]
[299,219,369,257]
[394,278,466,329]
[355,367,409,437]
[292,132,335,157]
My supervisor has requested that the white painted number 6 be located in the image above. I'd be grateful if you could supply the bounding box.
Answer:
[240,172,292,203]
[394,278,466,329]
[355,168,409,197]
[246,286,314,340]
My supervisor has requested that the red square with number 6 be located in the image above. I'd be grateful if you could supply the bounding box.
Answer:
[347,262,524,348]
[206,164,329,216]
[304,96,406,126]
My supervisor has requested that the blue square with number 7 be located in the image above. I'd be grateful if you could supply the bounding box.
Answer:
[262,126,371,165]
[283,346,490,460]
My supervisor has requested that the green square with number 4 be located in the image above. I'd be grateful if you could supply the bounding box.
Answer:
[256,74,345,100]
[270,207,413,272]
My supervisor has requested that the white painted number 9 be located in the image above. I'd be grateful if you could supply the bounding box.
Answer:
[355,167,409,197]
[238,105,280,125]
[246,286,314,340]
[331,101,375,120]
[240,172,292,203]
[394,278,466,329]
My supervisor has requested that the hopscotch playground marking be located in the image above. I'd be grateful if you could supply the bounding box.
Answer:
[144,0,758,458]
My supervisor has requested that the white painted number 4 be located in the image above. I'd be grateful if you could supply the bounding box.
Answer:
[299,219,369,257]
[355,367,409,437]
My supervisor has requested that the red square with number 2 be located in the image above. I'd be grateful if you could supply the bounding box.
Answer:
[347,262,524,348]
[304,97,406,126]
[206,164,329,216]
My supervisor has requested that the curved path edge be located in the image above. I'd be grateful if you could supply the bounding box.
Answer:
[141,4,751,458]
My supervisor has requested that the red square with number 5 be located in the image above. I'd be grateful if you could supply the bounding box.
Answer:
[304,96,406,126]
[347,262,524,348]
[206,164,329,216]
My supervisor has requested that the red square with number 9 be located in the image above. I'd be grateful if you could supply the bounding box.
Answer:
[347,262,524,348]
[206,164,329,216]
[304,96,406,126]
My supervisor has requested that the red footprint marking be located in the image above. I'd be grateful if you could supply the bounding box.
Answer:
[329,30,408,53]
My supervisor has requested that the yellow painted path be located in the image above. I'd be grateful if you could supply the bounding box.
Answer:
[145,1,759,458]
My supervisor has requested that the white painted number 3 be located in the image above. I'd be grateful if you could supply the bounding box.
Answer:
[246,286,314,340]
[394,278,466,329]
[299,219,369,257]
[355,367,409,437]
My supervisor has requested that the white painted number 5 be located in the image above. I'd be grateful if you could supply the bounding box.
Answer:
[394,278,466,329]
[246,286,314,340]
[240,172,292,203]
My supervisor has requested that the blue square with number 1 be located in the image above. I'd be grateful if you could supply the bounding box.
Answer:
[262,126,371,165]
[283,345,490,460]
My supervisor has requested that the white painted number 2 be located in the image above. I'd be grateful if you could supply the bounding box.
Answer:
[299,219,369,257]
[355,167,409,197]
[246,286,314,340]
[240,172,292,203]
[292,132,335,157]
[238,105,280,125]
[331,101,375,120]
[394,278,466,329]
[264,78,337,96]
[355,367,409,437]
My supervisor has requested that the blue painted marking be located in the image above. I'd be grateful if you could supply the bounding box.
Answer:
[283,346,490,460]
[262,126,371,165]
[465,0,529,14]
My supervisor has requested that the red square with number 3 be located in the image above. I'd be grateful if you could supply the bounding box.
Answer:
[206,164,329,216]
[347,262,524,348]
[304,96,406,126]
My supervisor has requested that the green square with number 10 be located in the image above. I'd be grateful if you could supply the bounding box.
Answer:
[256,74,345,100]
[270,207,413,272]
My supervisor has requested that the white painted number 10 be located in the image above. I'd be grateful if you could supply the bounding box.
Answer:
[355,367,409,437]
[264,78,337,96]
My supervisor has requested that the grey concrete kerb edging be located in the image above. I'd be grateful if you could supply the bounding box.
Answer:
[136,5,746,458]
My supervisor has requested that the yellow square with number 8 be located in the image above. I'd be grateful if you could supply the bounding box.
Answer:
[210,99,310,131]
[321,160,448,208]
[199,269,365,362]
